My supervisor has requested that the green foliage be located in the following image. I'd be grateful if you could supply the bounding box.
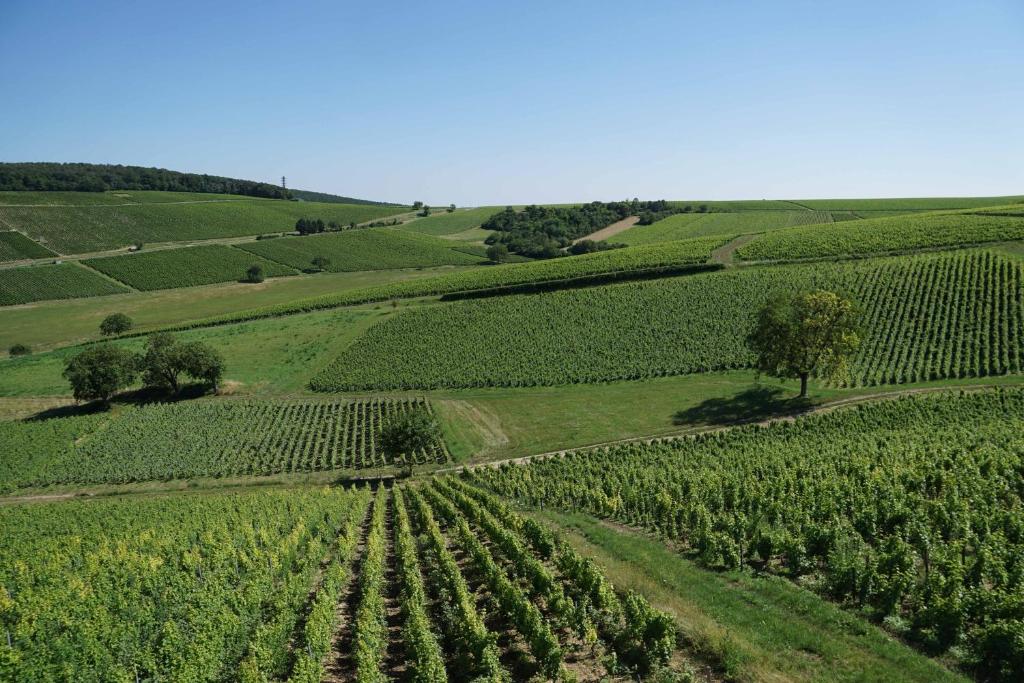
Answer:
[99,312,133,336]
[310,251,1023,391]
[472,389,1024,680]
[353,491,389,682]
[7,343,31,356]
[748,290,861,396]
[0,263,128,305]
[738,211,1024,261]
[85,244,295,290]
[62,343,138,403]
[237,228,480,272]
[246,263,265,283]
[486,243,510,263]
[0,230,54,261]
[0,487,371,680]
[139,332,222,393]
[379,409,442,475]
[310,255,330,271]
[0,398,448,491]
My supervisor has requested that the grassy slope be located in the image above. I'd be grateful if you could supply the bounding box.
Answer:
[534,509,966,683]
[83,244,297,290]
[0,264,479,353]
[396,207,502,236]
[0,194,409,253]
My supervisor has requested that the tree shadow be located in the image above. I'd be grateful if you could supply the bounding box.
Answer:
[24,383,212,422]
[673,385,814,427]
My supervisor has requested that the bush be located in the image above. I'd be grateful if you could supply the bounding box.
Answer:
[246,264,265,283]
[8,343,31,356]
[99,313,133,336]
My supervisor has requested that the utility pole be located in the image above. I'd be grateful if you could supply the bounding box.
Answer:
[281,176,287,192]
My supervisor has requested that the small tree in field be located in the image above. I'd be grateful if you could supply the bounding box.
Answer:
[311,255,331,272]
[100,313,133,336]
[486,243,509,264]
[379,409,442,477]
[245,264,264,283]
[447,203,456,213]
[747,290,860,398]
[63,344,138,405]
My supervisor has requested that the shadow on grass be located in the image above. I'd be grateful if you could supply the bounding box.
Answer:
[26,383,212,421]
[673,385,814,427]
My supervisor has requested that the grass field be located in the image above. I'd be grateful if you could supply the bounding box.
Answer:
[397,206,502,236]
[0,194,410,253]
[0,262,129,305]
[236,228,483,272]
[739,211,1024,261]
[0,230,56,261]
[311,251,1023,391]
[84,244,297,290]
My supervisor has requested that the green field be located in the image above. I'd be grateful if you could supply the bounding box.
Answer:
[790,195,1024,211]
[0,397,448,491]
[311,251,1023,391]
[0,230,55,261]
[236,228,483,272]
[739,210,1024,261]
[0,190,261,205]
[472,388,1024,677]
[0,262,129,305]
[0,194,410,253]
[397,206,502,236]
[84,244,297,290]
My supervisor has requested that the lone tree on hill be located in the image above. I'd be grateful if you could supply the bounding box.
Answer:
[63,344,138,405]
[140,332,224,394]
[379,409,442,477]
[747,290,860,399]
[99,313,133,336]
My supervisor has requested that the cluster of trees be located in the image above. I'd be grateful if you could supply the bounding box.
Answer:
[636,202,710,225]
[481,201,667,258]
[0,162,290,198]
[295,217,357,235]
[287,188,401,206]
[63,332,224,404]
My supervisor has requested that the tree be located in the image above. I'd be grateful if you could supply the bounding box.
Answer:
[179,341,224,391]
[447,203,456,213]
[747,290,861,398]
[245,264,264,283]
[8,343,31,356]
[486,243,510,264]
[379,409,442,477]
[140,332,225,394]
[99,313,133,336]
[295,218,326,235]
[412,201,424,210]
[419,205,432,217]
[63,344,138,405]
[311,256,330,272]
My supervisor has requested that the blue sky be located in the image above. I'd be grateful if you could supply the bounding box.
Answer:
[1,0,1022,205]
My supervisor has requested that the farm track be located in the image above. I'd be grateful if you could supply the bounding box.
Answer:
[572,215,639,244]
[707,233,759,264]
[381,498,409,681]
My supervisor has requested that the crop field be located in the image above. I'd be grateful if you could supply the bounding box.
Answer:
[310,251,1024,391]
[790,195,1024,211]
[0,480,685,681]
[0,262,129,305]
[398,206,502,236]
[236,228,483,272]
[0,197,410,254]
[0,230,55,261]
[471,388,1024,679]
[0,398,447,491]
[83,244,297,290]
[739,211,1024,261]
[0,190,256,205]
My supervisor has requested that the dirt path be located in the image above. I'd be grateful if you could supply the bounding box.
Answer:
[571,216,639,244]
[707,233,759,265]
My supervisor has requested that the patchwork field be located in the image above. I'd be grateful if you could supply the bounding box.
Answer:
[311,250,1023,391]
[84,244,297,290]
[0,262,129,305]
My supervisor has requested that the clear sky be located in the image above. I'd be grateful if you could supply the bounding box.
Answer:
[1,0,1022,205]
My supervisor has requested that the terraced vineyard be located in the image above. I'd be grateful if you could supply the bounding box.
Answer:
[471,388,1024,681]
[738,211,1024,261]
[237,228,483,272]
[311,250,1024,391]
[0,230,55,261]
[0,398,449,491]
[0,481,685,681]
[0,197,409,254]
[0,262,129,305]
[84,244,297,290]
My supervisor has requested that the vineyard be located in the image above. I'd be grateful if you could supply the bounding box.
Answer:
[469,388,1024,680]
[0,480,686,681]
[0,197,409,254]
[0,231,54,261]
[310,250,1024,391]
[737,211,1024,261]
[84,244,297,290]
[0,262,129,306]
[236,228,483,272]
[0,398,449,491]
[397,206,503,236]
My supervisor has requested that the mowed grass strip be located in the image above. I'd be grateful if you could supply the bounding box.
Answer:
[0,196,410,253]
[0,262,129,305]
[738,211,1024,261]
[84,244,296,290]
[0,231,56,261]
[236,228,483,272]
